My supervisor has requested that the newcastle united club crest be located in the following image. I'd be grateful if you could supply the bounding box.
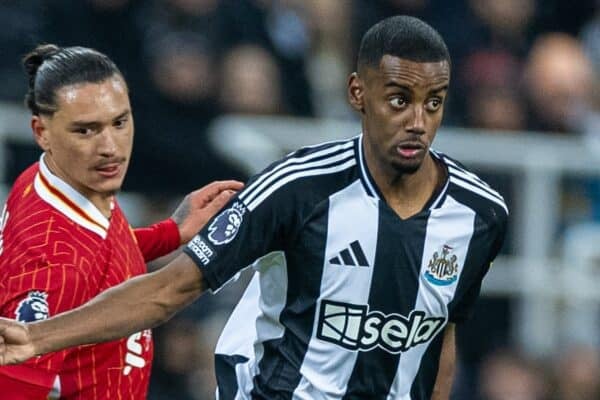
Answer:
[425,244,459,286]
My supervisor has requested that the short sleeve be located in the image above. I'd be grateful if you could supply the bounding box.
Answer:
[184,170,300,293]
[449,209,508,323]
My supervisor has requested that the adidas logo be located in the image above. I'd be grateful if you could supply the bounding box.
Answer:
[329,240,369,267]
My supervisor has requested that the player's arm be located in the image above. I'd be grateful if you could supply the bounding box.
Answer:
[0,186,237,365]
[0,252,205,365]
[134,180,244,261]
[431,323,456,400]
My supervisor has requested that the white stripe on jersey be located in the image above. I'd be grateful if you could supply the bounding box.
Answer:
[357,135,379,199]
[246,159,357,211]
[447,166,504,202]
[449,176,508,214]
[292,180,379,399]
[215,252,289,400]
[242,149,355,207]
[387,195,476,399]
[240,140,355,203]
[440,156,490,187]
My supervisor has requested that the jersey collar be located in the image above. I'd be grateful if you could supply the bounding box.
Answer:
[357,134,448,210]
[34,154,110,239]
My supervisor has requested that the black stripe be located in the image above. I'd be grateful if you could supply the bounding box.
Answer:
[449,177,507,212]
[251,200,331,399]
[340,249,355,266]
[330,256,341,265]
[350,240,369,267]
[448,171,504,202]
[409,330,445,399]
[241,142,355,202]
[446,162,489,187]
[243,154,356,208]
[447,214,497,323]
[342,206,429,398]
[215,354,249,399]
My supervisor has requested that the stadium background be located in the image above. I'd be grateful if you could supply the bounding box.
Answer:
[0,0,599,398]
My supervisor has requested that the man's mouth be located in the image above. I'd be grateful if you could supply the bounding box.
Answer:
[95,162,123,178]
[396,142,424,158]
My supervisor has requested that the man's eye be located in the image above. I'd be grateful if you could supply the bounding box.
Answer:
[114,118,128,128]
[390,97,407,108]
[426,98,443,111]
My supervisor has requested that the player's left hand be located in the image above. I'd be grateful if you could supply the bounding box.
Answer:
[0,317,35,365]
[171,180,244,244]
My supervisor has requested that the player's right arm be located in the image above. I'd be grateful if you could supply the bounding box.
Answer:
[0,252,205,365]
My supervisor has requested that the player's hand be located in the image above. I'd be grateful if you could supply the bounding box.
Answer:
[171,180,244,244]
[0,317,36,365]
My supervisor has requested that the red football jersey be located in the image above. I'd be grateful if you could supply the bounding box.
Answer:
[0,158,153,399]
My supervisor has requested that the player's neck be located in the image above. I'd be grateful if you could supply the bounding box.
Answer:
[368,154,442,219]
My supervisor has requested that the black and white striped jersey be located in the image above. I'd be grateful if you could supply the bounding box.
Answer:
[184,134,508,400]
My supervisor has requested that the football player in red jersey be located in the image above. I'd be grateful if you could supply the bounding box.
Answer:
[0,44,242,399]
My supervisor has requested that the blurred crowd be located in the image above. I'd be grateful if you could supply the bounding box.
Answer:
[0,0,599,398]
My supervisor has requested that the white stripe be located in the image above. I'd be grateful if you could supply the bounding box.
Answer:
[387,195,475,399]
[358,135,379,199]
[292,180,379,399]
[448,167,504,202]
[450,176,508,214]
[214,252,288,399]
[247,159,357,211]
[443,157,489,187]
[243,150,355,206]
[34,174,107,239]
[240,140,355,202]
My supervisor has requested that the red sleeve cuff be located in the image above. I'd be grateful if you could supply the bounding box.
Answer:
[134,218,181,262]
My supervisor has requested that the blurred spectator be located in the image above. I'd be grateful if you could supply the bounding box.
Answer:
[304,0,354,119]
[478,350,550,400]
[460,50,526,130]
[125,31,245,196]
[218,0,314,115]
[220,44,283,114]
[551,345,600,400]
[467,0,535,54]
[523,33,596,133]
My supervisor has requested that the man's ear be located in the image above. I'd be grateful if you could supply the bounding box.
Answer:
[348,72,365,114]
[31,116,51,152]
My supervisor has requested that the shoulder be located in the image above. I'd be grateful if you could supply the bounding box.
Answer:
[437,151,508,230]
[5,163,39,205]
[237,136,359,212]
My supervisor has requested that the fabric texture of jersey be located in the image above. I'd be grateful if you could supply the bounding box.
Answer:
[184,135,508,400]
[0,158,154,400]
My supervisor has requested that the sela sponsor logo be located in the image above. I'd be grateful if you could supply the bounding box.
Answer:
[188,236,216,266]
[317,300,445,354]
[207,202,246,245]
[15,291,49,322]
[0,203,8,256]
[425,244,459,286]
